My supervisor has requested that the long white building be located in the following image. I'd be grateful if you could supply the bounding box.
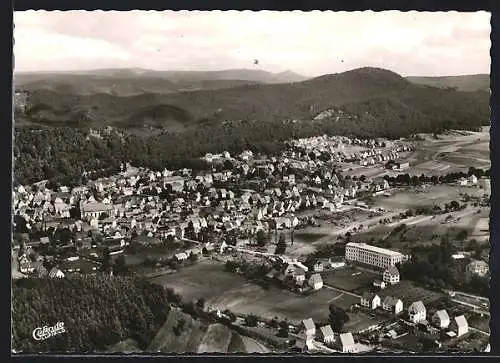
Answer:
[345,242,403,269]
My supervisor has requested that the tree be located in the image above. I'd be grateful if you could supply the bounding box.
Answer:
[196,298,206,310]
[188,253,198,263]
[275,234,287,255]
[256,230,267,247]
[278,320,289,338]
[113,254,127,275]
[329,304,349,332]
[245,314,258,327]
[102,247,111,272]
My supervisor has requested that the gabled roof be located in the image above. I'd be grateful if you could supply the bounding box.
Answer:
[302,318,316,331]
[454,315,468,328]
[319,325,334,338]
[362,292,379,300]
[384,266,400,276]
[339,332,355,347]
[433,309,450,322]
[409,300,426,313]
[309,273,323,284]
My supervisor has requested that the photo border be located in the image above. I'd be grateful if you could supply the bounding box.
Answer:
[5,0,498,360]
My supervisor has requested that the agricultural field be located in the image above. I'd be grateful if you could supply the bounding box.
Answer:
[150,260,357,324]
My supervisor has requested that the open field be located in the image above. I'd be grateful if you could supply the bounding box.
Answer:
[371,185,483,210]
[150,261,357,324]
[375,281,445,307]
[322,267,380,292]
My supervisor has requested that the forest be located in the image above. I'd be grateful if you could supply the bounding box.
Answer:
[12,275,171,352]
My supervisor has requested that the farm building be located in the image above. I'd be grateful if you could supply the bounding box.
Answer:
[373,280,386,289]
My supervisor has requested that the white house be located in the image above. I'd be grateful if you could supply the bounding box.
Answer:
[432,309,450,329]
[339,332,357,353]
[360,293,381,310]
[48,267,65,278]
[452,315,469,337]
[408,301,427,324]
[301,318,316,337]
[174,252,188,261]
[317,325,335,345]
[308,273,323,290]
[383,266,400,285]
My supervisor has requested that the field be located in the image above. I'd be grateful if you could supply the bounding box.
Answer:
[322,267,380,292]
[150,260,357,324]
[376,281,445,307]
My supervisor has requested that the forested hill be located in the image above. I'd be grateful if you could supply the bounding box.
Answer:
[16,67,490,131]
[407,74,490,92]
[12,276,171,352]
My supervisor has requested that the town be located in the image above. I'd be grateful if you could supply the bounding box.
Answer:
[12,127,491,353]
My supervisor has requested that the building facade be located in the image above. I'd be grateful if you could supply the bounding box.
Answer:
[345,243,404,269]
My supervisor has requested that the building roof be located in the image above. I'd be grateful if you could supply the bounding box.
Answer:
[454,315,468,328]
[346,242,403,257]
[433,309,450,322]
[409,300,426,313]
[339,332,355,347]
[81,202,114,213]
[319,325,334,338]
[383,296,400,306]
[384,266,400,276]
[309,273,323,284]
[302,318,316,331]
[362,292,379,300]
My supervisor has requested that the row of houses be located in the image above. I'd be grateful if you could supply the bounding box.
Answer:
[300,318,358,353]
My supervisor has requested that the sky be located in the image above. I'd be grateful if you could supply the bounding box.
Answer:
[13,10,491,77]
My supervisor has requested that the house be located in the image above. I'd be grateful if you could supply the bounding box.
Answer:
[373,280,386,289]
[308,273,323,290]
[382,296,403,315]
[301,318,316,337]
[383,266,400,285]
[317,325,335,345]
[360,293,381,310]
[469,174,478,185]
[451,315,469,337]
[174,252,188,261]
[48,267,65,278]
[408,301,427,323]
[339,332,357,353]
[466,260,489,277]
[432,309,450,329]
[313,260,324,272]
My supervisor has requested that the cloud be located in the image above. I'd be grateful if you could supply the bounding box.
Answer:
[13,10,491,76]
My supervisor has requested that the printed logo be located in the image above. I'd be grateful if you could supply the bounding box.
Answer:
[32,322,66,341]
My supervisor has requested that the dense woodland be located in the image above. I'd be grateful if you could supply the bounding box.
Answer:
[12,275,170,352]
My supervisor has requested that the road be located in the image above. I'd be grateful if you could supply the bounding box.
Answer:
[451,299,490,316]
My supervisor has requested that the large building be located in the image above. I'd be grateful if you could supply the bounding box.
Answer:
[345,242,403,269]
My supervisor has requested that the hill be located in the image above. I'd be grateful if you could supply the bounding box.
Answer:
[407,74,490,92]
[17,67,489,133]
[14,68,306,96]
[147,308,269,353]
[12,275,171,353]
